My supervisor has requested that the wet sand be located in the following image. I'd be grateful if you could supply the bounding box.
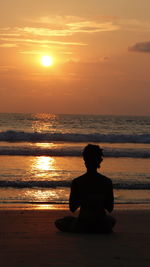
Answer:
[0,207,150,267]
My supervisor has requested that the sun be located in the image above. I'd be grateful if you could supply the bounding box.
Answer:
[41,55,53,67]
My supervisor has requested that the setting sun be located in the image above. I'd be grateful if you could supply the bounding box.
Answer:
[41,55,53,67]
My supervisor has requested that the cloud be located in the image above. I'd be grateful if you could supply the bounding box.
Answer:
[66,21,119,33]
[0,43,18,48]
[28,16,150,34]
[118,19,150,32]
[19,21,118,36]
[128,41,150,53]
[28,15,83,25]
[0,15,119,50]
[1,37,86,46]
[19,50,43,55]
[16,27,72,37]
[5,15,150,53]
[29,15,119,31]
[0,20,118,39]
[1,16,149,52]
[0,15,119,40]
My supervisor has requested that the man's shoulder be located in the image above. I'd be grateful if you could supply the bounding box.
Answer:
[97,173,113,185]
[71,174,86,184]
[72,173,112,184]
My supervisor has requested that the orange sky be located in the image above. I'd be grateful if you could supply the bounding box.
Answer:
[0,0,150,115]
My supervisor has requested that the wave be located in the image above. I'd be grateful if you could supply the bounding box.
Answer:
[0,130,150,143]
[0,180,150,190]
[0,145,150,158]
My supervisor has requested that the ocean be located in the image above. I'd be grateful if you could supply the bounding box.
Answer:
[0,113,150,207]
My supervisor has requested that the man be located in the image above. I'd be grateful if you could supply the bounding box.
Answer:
[55,144,116,233]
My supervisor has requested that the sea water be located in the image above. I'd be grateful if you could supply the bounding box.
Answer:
[0,113,149,206]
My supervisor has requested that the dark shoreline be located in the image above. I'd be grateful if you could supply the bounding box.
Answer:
[0,208,150,266]
[0,202,150,210]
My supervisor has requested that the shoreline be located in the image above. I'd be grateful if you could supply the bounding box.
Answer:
[0,202,150,210]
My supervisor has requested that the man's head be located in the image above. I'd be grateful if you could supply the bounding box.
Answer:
[82,144,103,171]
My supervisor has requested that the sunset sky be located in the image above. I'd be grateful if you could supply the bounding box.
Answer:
[0,0,150,115]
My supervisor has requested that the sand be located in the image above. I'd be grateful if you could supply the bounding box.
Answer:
[0,206,150,267]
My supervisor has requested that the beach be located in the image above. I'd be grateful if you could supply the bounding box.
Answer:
[0,114,150,266]
[0,205,150,267]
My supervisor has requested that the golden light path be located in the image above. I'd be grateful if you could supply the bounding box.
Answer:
[35,156,54,171]
[28,156,63,206]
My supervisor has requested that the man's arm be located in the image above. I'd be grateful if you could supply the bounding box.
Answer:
[104,180,114,212]
[69,180,80,212]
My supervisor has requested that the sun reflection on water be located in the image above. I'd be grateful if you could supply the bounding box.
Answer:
[30,155,64,180]
[32,113,57,133]
[23,187,69,206]
[35,156,55,171]
[35,142,54,148]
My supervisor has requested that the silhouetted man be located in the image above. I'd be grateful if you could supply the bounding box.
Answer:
[55,144,116,233]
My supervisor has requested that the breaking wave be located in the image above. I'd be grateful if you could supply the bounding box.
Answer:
[0,130,150,143]
[0,145,150,158]
[0,180,150,190]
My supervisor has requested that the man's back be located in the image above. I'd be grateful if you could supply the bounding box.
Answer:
[69,172,114,217]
